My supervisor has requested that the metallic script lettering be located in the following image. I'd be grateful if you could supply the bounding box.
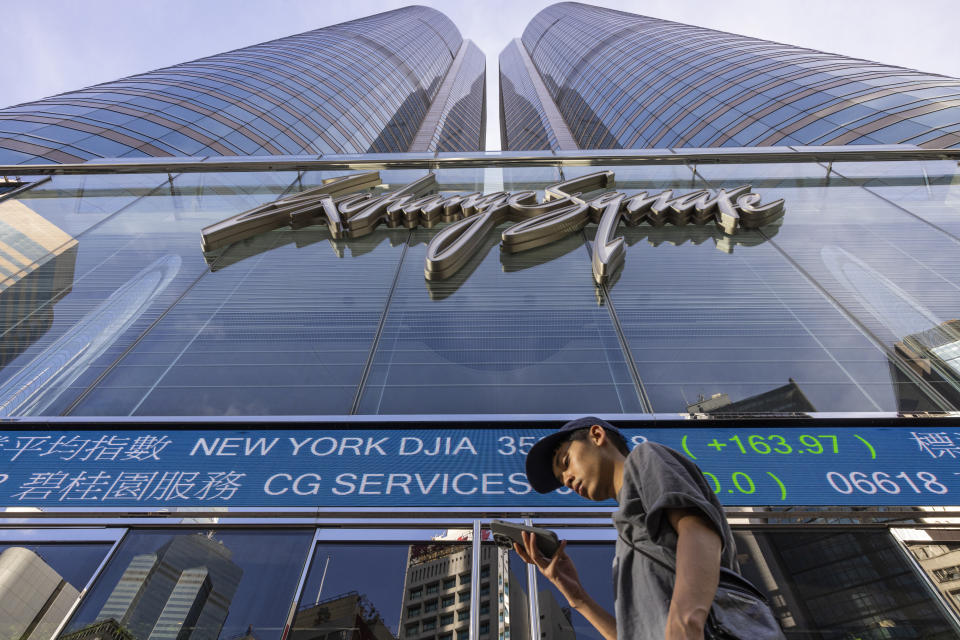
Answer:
[200,171,785,284]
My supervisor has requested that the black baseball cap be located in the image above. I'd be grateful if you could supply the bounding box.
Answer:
[525,416,626,494]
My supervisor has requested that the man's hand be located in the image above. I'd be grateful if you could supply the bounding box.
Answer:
[513,531,617,640]
[513,532,586,607]
[665,509,722,640]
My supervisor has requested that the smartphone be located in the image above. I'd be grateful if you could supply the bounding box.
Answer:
[490,520,561,558]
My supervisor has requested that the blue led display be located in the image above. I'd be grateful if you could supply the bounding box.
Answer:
[0,426,956,507]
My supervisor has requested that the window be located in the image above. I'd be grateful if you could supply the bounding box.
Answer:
[441,613,454,626]
[424,600,438,613]
[60,529,313,640]
[426,581,440,595]
[442,594,455,607]
[935,565,960,583]
[423,618,437,631]
[443,577,456,590]
[408,605,421,617]
[410,587,423,599]
[480,566,490,579]
[458,609,469,622]
[480,582,490,597]
[459,591,470,602]
[406,623,419,635]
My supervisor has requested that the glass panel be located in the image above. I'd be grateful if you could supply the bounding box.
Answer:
[2,171,298,417]
[830,160,960,239]
[60,529,313,640]
[736,529,959,639]
[527,543,615,640]
[293,535,471,640]
[0,542,111,640]
[357,227,641,414]
[464,541,534,640]
[692,161,960,411]
[70,170,416,416]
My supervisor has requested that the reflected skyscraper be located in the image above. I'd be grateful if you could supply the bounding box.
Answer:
[500,2,960,150]
[0,7,485,164]
[398,535,571,640]
[399,541,527,640]
[0,198,77,371]
[93,534,243,640]
[0,547,81,640]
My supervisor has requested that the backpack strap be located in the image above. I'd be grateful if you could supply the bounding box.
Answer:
[617,532,770,603]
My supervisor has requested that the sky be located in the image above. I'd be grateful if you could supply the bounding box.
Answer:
[2,0,958,151]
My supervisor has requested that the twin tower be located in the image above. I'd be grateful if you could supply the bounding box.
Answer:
[2,2,959,164]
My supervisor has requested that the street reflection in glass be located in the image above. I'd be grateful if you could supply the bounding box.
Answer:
[292,537,472,640]
[60,529,312,640]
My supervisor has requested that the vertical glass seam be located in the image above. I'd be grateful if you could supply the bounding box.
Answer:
[579,231,653,413]
[50,528,129,639]
[349,230,412,414]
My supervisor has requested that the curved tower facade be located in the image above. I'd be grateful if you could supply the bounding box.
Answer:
[0,6,485,164]
[501,2,960,150]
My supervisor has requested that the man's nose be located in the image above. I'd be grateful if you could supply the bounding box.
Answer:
[564,473,574,488]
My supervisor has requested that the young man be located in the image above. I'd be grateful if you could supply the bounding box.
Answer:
[515,416,740,640]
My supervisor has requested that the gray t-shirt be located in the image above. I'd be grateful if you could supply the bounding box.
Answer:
[612,442,738,640]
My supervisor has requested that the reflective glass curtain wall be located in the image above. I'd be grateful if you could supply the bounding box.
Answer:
[503,2,960,150]
[499,41,561,151]
[3,153,960,417]
[426,41,487,153]
[0,7,484,165]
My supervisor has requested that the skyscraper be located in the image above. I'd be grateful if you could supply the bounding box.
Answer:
[0,6,485,165]
[94,534,243,640]
[500,2,960,150]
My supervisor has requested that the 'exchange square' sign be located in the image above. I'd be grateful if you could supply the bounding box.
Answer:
[201,171,786,284]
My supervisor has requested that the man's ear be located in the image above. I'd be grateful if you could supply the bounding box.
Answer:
[589,424,606,446]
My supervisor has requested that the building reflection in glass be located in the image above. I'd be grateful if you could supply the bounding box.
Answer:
[63,533,242,640]
[0,199,78,373]
[821,245,960,409]
[0,547,82,640]
[735,529,959,639]
[291,592,395,640]
[686,378,816,414]
[0,254,180,417]
[400,533,541,640]
[62,530,311,640]
[905,534,960,622]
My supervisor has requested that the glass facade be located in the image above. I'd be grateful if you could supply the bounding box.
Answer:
[499,41,561,151]
[425,42,487,153]
[503,2,960,150]
[0,524,958,640]
[0,7,484,165]
[3,124,960,640]
[3,153,959,417]
[6,0,960,633]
